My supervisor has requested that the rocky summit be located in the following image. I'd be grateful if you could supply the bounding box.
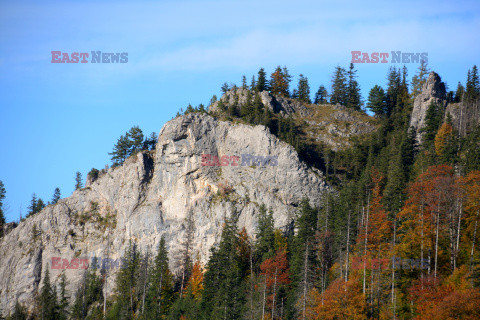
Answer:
[0,113,330,315]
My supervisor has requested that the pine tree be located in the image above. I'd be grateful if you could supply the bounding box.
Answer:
[411,59,430,97]
[250,75,256,91]
[242,75,247,89]
[330,66,348,106]
[128,126,144,154]
[51,187,61,205]
[221,82,230,93]
[256,68,269,92]
[75,171,83,190]
[314,85,328,104]
[109,134,131,165]
[366,85,386,117]
[297,74,311,103]
[9,301,28,320]
[347,63,362,110]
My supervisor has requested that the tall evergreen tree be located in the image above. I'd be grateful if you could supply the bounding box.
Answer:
[51,187,61,205]
[58,272,69,320]
[256,68,269,92]
[27,193,44,217]
[454,82,465,102]
[270,66,291,97]
[144,237,173,319]
[109,134,131,165]
[366,85,386,117]
[411,59,430,97]
[39,268,58,319]
[296,74,311,103]
[255,204,275,264]
[111,241,141,319]
[347,63,362,110]
[75,171,83,190]
[330,66,348,106]
[201,216,246,320]
[314,85,328,104]
[385,67,401,117]
[465,65,480,103]
[0,180,5,237]
[127,126,144,154]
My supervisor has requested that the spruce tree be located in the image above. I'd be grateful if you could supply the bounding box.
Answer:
[270,66,291,97]
[255,204,275,264]
[366,85,386,117]
[39,268,58,319]
[75,171,83,190]
[111,241,141,319]
[465,65,480,103]
[256,68,269,92]
[26,193,44,217]
[144,236,173,318]
[330,66,348,106]
[58,272,69,320]
[201,217,246,320]
[455,82,465,102]
[296,74,311,103]
[51,187,61,205]
[347,63,361,110]
[314,85,328,104]
[385,67,401,117]
[411,59,430,97]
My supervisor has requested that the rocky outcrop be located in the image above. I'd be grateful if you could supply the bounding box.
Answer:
[0,113,330,316]
[209,88,312,117]
[210,89,377,151]
[410,72,447,142]
[445,101,480,136]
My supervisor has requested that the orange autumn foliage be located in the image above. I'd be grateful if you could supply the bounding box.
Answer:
[307,277,367,320]
[186,261,204,300]
[434,122,454,157]
[409,266,480,319]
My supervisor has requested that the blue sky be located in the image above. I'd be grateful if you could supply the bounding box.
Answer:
[0,0,479,222]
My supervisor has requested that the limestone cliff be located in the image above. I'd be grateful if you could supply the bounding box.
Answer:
[0,113,330,316]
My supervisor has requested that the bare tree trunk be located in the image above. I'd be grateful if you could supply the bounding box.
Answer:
[470,211,479,271]
[271,267,277,320]
[420,202,425,289]
[455,202,463,270]
[363,195,370,295]
[345,210,351,283]
[141,248,149,315]
[435,206,440,280]
[302,244,309,320]
[391,214,397,320]
[103,230,110,318]
[262,275,267,320]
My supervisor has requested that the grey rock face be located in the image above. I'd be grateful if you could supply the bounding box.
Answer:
[410,72,447,143]
[0,113,330,316]
[445,101,480,136]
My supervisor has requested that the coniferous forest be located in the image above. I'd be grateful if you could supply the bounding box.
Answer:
[3,63,480,320]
